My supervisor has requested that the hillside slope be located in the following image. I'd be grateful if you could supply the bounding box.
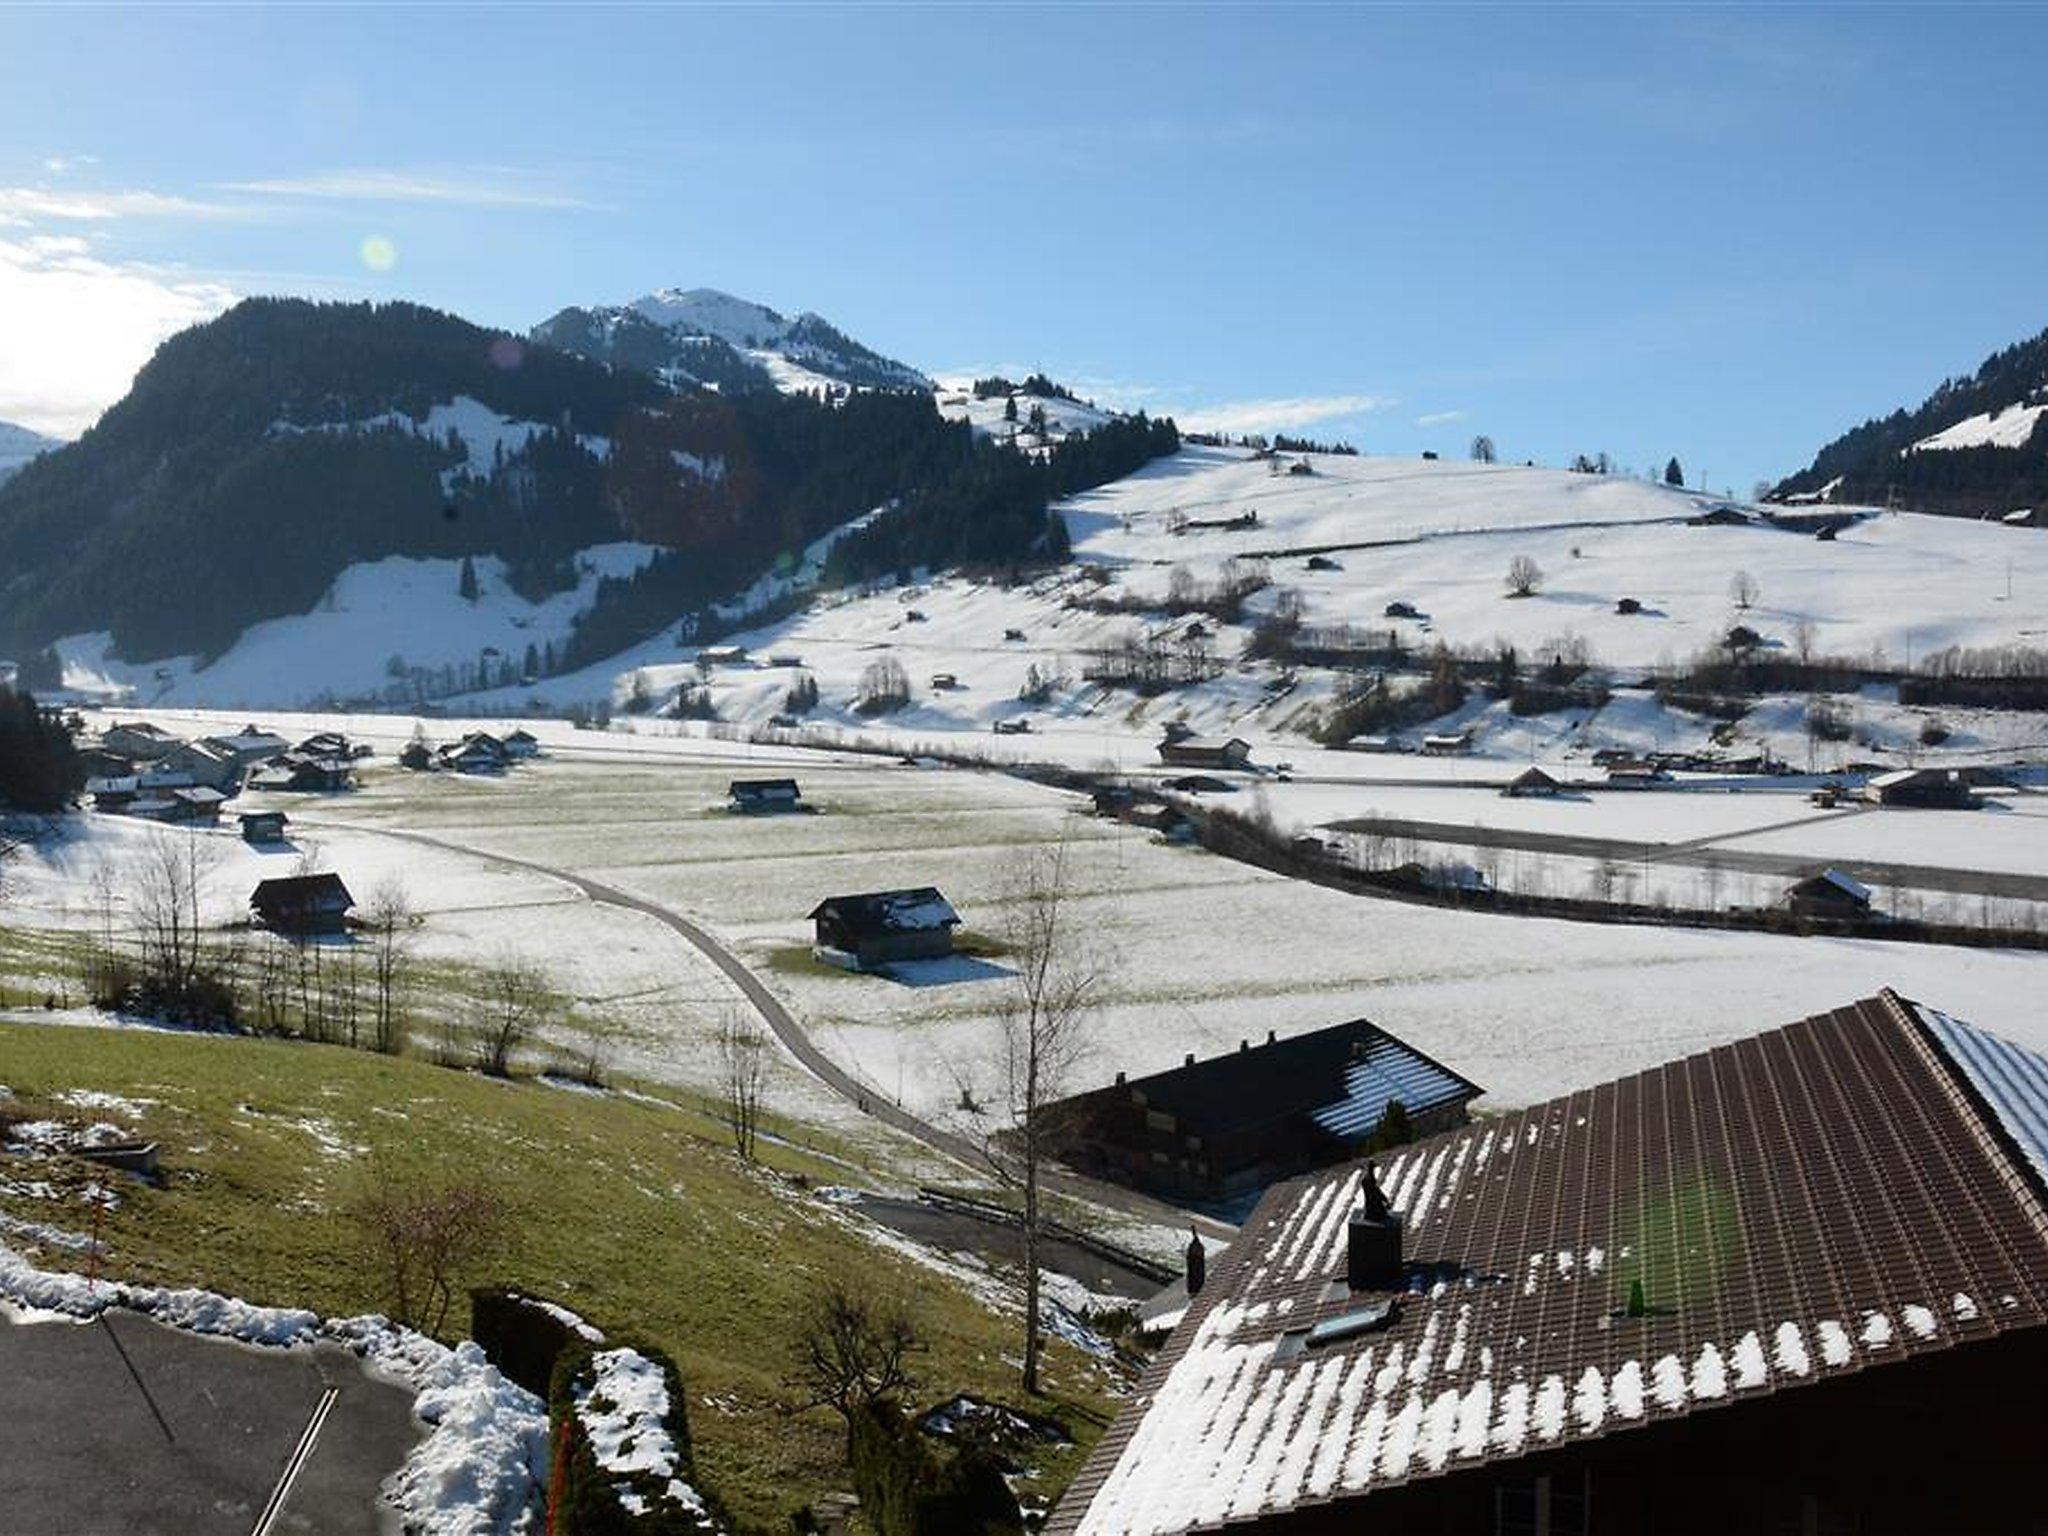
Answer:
[0,420,59,486]
[1774,322,2048,516]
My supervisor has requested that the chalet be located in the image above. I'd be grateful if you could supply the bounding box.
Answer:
[102,721,178,762]
[1044,1018,1480,1204]
[1157,734,1252,770]
[502,729,541,759]
[249,752,352,792]
[1052,992,2048,1536]
[77,746,135,780]
[239,810,290,844]
[1502,764,1563,797]
[250,873,354,935]
[697,645,748,666]
[162,786,226,826]
[438,733,510,774]
[992,718,1033,735]
[85,776,139,813]
[1604,757,1667,784]
[808,888,960,971]
[728,778,802,813]
[295,731,357,759]
[160,738,244,794]
[929,672,959,691]
[1419,731,1472,757]
[1688,503,1754,526]
[202,725,290,769]
[1866,766,1978,809]
[1783,867,1875,920]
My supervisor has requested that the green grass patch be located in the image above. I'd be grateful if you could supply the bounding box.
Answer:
[0,1021,1123,1530]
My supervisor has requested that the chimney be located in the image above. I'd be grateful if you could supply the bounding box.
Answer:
[1240,1038,1249,1053]
[1185,1052,1196,1067]
[1185,1227,1207,1296]
[1267,1029,1277,1045]
[1346,1161,1403,1290]
[1114,1071,1125,1086]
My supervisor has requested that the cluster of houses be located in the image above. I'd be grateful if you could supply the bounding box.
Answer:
[83,722,367,823]
[398,728,540,775]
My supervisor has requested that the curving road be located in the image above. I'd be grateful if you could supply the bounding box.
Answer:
[299,817,1237,1242]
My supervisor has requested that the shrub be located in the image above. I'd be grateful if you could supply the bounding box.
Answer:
[471,1287,603,1398]
[849,1399,1022,1536]
[1919,717,1952,746]
[549,1343,719,1534]
[1504,555,1543,597]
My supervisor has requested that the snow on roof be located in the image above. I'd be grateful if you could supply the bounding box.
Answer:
[1914,1001,2048,1194]
[1810,867,1872,902]
[808,887,961,935]
[1052,992,2048,1536]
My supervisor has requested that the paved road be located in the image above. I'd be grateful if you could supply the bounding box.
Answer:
[299,818,1237,1243]
[1321,809,2048,903]
[0,1307,418,1535]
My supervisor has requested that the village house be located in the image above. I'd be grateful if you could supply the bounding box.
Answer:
[1050,991,2048,1536]
[1044,1018,1481,1204]
[502,728,541,759]
[201,725,290,770]
[249,873,354,936]
[1782,867,1876,921]
[249,751,353,792]
[438,733,510,774]
[728,778,802,813]
[808,888,960,971]
[238,810,290,844]
[1157,733,1253,770]
[101,721,179,762]
[1419,730,1472,757]
[1502,764,1563,798]
[159,738,245,795]
[1865,766,1978,809]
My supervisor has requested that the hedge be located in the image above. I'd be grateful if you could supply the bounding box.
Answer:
[547,1340,722,1534]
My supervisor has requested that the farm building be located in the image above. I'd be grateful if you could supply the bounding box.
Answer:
[697,645,748,666]
[1502,765,1563,798]
[249,874,354,935]
[202,725,289,769]
[1050,991,2048,1536]
[1866,767,1978,809]
[160,738,244,794]
[1419,731,1472,757]
[1157,734,1252,770]
[503,728,541,759]
[249,752,352,792]
[729,778,802,813]
[1782,867,1875,920]
[238,810,289,844]
[1044,1018,1481,1204]
[438,733,510,774]
[808,888,960,971]
[100,721,178,761]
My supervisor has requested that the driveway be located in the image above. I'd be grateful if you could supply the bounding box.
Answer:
[0,1305,421,1535]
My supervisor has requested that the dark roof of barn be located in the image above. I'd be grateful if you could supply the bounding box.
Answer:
[250,873,354,908]
[730,777,800,795]
[806,887,960,936]
[1109,1018,1480,1144]
[1050,992,2048,1535]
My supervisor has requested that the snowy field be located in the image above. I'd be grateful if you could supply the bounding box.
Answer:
[144,746,2048,1130]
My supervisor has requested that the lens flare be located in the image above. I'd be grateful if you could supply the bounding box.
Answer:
[359,235,398,272]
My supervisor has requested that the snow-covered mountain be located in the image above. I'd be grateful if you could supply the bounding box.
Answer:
[0,420,59,486]
[532,287,932,395]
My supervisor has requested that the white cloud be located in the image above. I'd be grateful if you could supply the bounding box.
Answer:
[1173,393,1394,437]
[1416,409,1469,427]
[0,234,234,436]
[0,187,256,222]
[41,154,100,175]
[218,167,592,209]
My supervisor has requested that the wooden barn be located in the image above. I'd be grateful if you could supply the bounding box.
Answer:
[1502,764,1563,798]
[1051,991,2048,1536]
[1044,1018,1481,1204]
[808,888,960,971]
[1782,867,1874,920]
[729,778,802,813]
[1156,734,1252,770]
[239,810,289,844]
[1865,766,1978,809]
[250,873,354,935]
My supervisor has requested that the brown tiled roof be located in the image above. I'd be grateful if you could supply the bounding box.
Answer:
[1050,992,2048,1535]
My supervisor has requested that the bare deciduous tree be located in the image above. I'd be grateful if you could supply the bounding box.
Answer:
[717,1009,770,1160]
[1730,569,1760,611]
[1505,555,1543,598]
[130,828,218,1006]
[346,1166,504,1333]
[1470,434,1497,464]
[470,951,555,1076]
[790,1282,923,1454]
[987,840,1108,1395]
[362,877,417,1055]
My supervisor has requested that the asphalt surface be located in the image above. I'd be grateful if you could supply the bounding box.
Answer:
[0,1307,419,1535]
[1322,807,2048,903]
[297,817,1239,1243]
[852,1196,1163,1302]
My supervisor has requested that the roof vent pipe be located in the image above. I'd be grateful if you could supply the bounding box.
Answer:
[1185,1227,1207,1296]
[1347,1161,1403,1290]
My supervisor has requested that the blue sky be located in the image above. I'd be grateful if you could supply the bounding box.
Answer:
[2,4,2044,490]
